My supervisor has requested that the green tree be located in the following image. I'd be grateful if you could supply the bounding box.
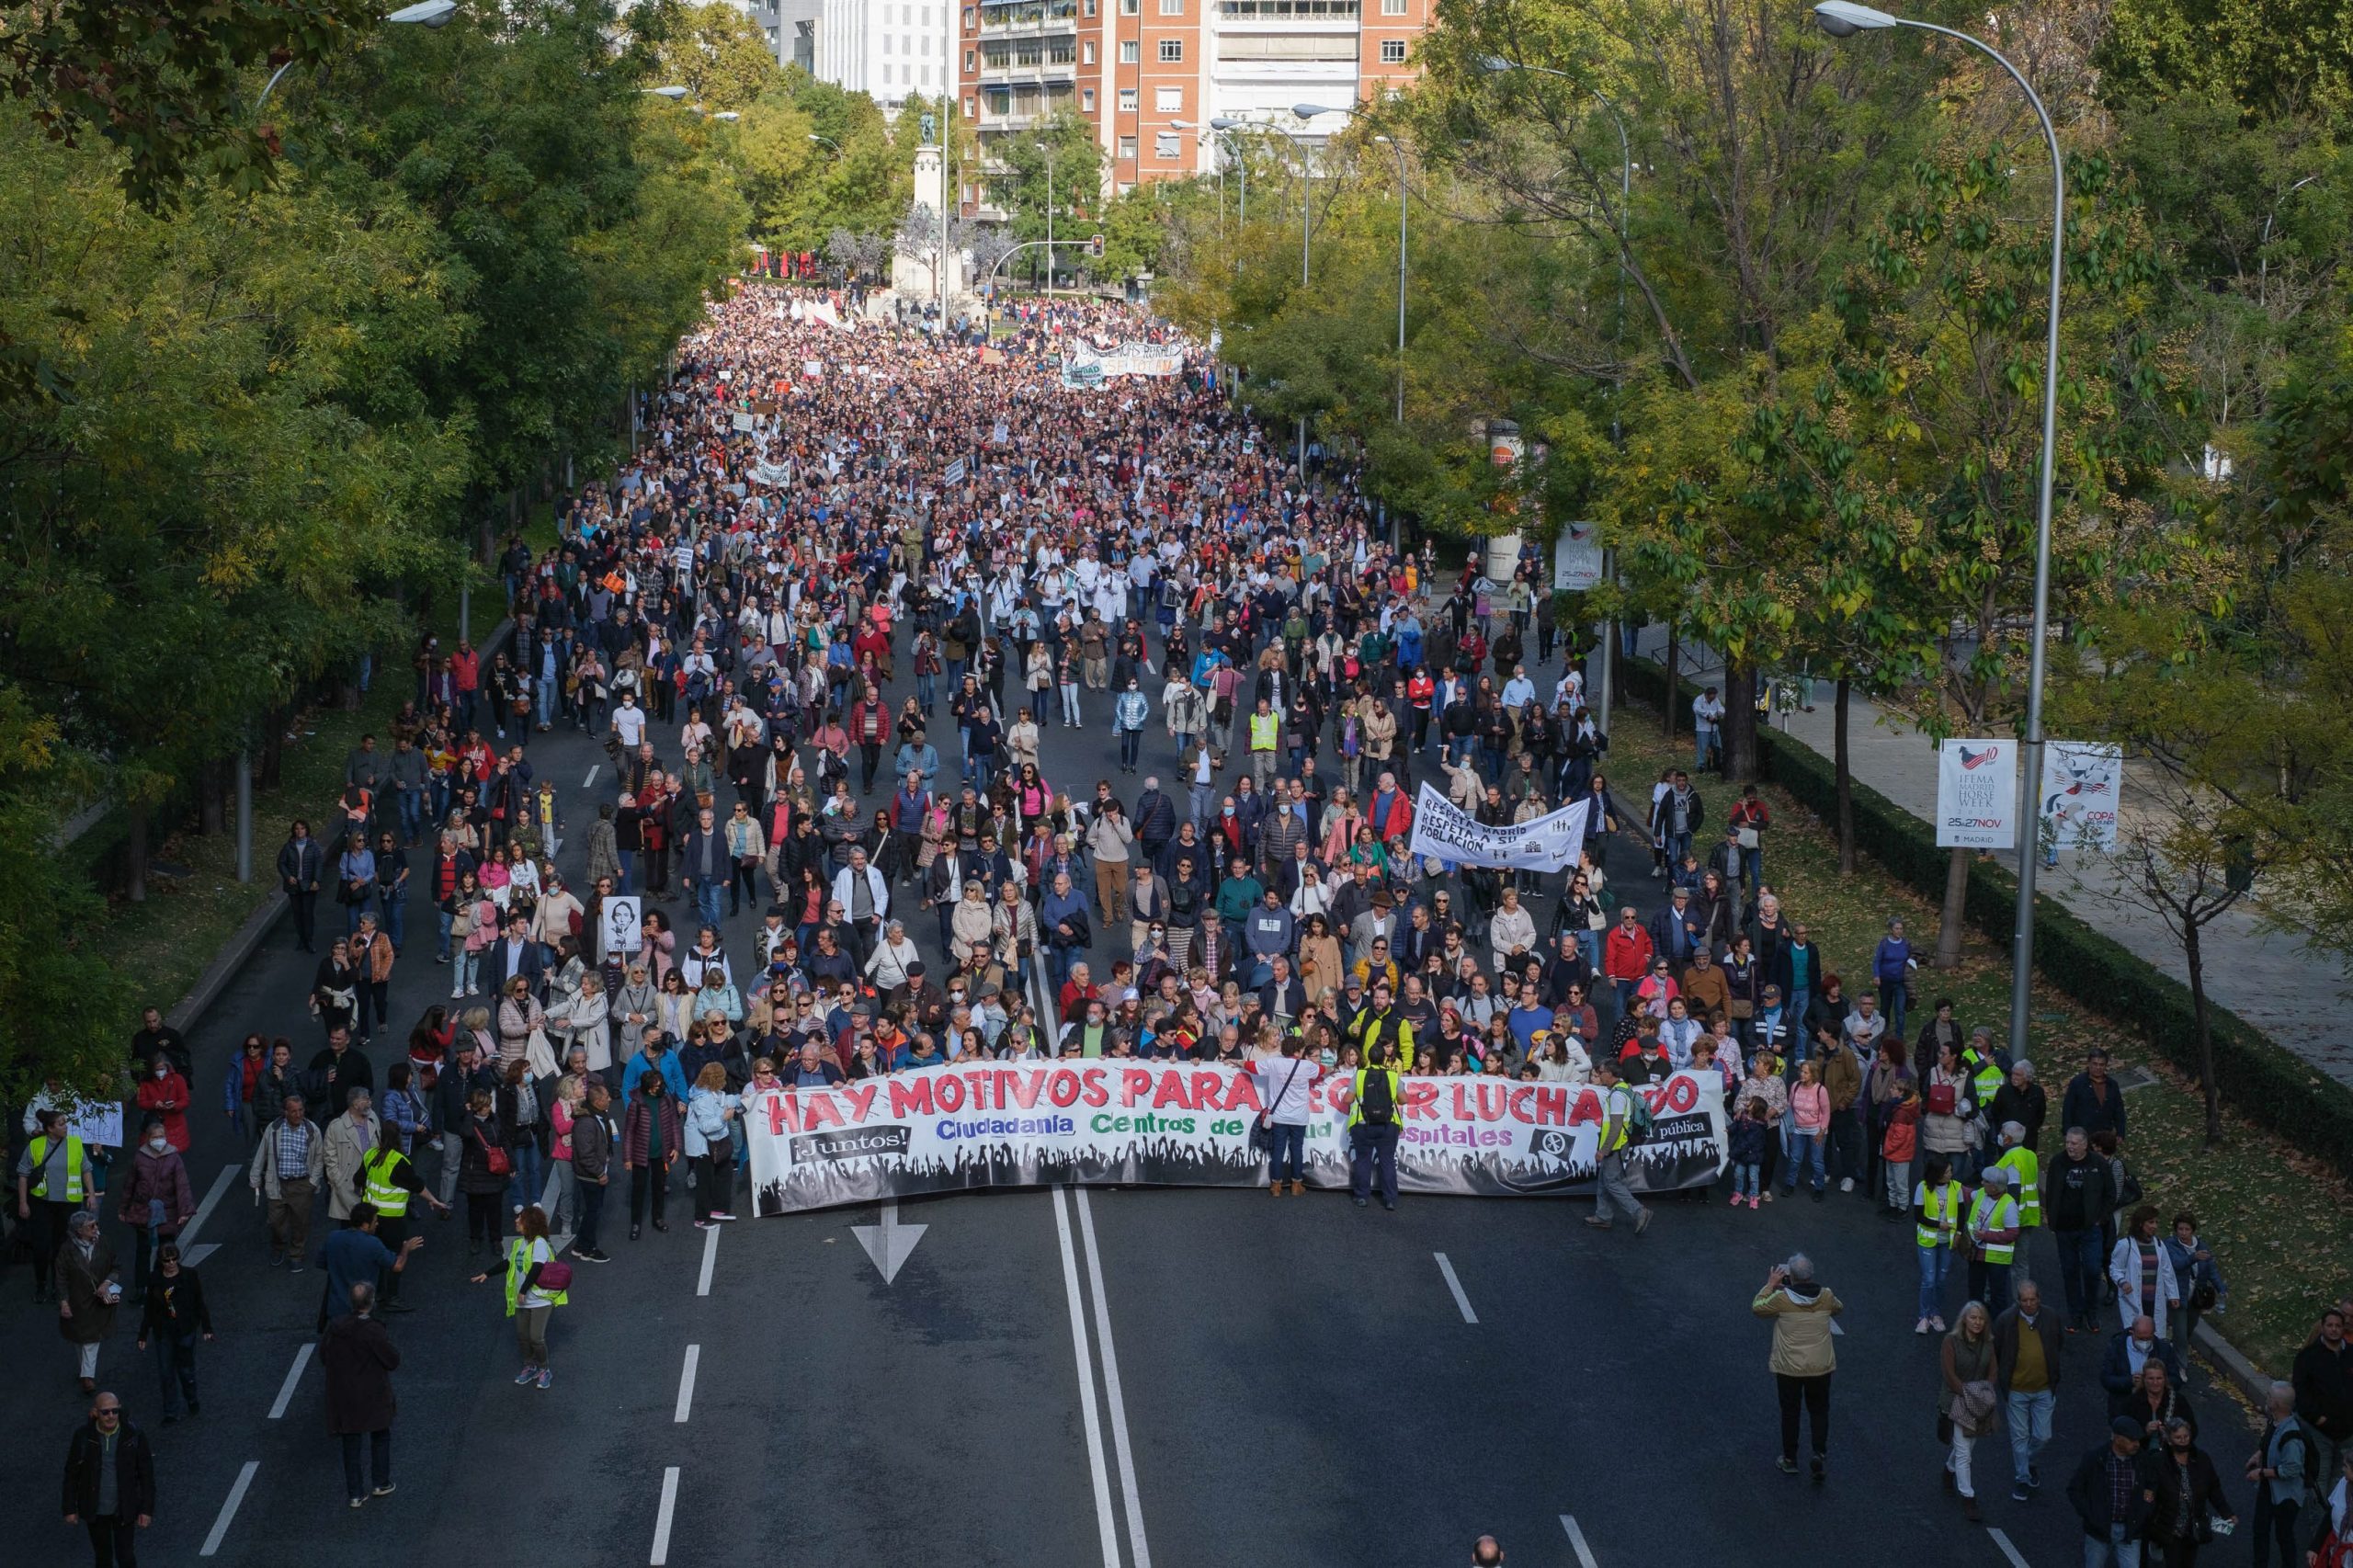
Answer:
[635,0,787,110]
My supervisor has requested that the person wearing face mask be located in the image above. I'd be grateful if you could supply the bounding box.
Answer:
[132,1055,191,1155]
[2139,1415,2234,1564]
[116,1117,193,1300]
[135,1243,212,1424]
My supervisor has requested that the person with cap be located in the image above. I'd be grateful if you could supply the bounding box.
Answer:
[1966,1164,2022,1319]
[2068,1418,2154,1564]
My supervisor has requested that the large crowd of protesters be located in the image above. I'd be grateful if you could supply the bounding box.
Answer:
[18,277,2353,1566]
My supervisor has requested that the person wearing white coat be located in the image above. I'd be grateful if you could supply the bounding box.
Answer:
[548,972,612,1074]
[831,850,891,968]
[2109,1208,2182,1338]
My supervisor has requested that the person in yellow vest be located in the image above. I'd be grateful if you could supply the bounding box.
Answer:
[1961,1030,2005,1173]
[15,1107,97,1305]
[1965,1165,2021,1320]
[1585,1058,1654,1236]
[1247,697,1280,793]
[1992,1120,2040,1232]
[360,1120,448,1313]
[1914,1153,1964,1335]
[470,1204,567,1389]
[1347,1040,1404,1210]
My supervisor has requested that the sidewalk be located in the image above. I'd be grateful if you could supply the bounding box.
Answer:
[1629,628,2353,1087]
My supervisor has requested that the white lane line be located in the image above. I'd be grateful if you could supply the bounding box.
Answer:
[1074,1187,1153,1568]
[650,1467,679,1565]
[174,1165,239,1267]
[697,1220,720,1296]
[673,1344,700,1425]
[1988,1528,2033,1568]
[199,1460,259,1557]
[1053,1187,1121,1568]
[1560,1514,1600,1568]
[1433,1252,1478,1324]
[584,765,600,787]
[267,1342,313,1420]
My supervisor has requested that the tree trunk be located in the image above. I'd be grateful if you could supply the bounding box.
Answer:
[1935,846,1970,968]
[1721,664,1758,783]
[1661,626,1680,739]
[125,805,149,903]
[199,757,226,836]
[1834,677,1856,877]
[2186,918,2222,1147]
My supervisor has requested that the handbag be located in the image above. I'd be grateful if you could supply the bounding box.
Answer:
[1736,826,1760,849]
[534,1259,574,1293]
[1250,1060,1305,1155]
[1926,1081,1958,1117]
[476,1125,511,1177]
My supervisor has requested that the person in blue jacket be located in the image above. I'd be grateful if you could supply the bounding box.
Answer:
[1872,917,1915,1039]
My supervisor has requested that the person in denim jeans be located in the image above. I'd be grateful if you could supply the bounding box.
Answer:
[1249,1037,1321,1196]
[1914,1155,1962,1335]
[1787,1060,1830,1198]
[2162,1213,2226,1356]
[1995,1282,2063,1502]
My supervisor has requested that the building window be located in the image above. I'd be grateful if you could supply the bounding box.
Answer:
[1119,39,1138,61]
[1119,87,1138,111]
[1085,0,1097,12]
[1157,37,1182,60]
[964,47,975,68]
[1082,87,1096,108]
[965,95,977,114]
[1154,131,1180,158]
[1082,40,1096,62]
[1379,38,1405,62]
[1119,135,1137,159]
[1160,0,1184,11]
[1154,85,1181,111]
[1120,0,1139,11]
[1381,0,1405,12]
[962,5,974,23]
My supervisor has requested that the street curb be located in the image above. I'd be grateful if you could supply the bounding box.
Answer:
[2192,1319,2276,1407]
[162,617,516,1036]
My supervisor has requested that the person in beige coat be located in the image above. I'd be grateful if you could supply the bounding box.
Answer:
[1753,1254,1843,1482]
[322,1091,384,1224]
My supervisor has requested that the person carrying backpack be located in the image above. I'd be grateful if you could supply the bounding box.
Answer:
[1586,1057,1654,1235]
[1348,1039,1405,1211]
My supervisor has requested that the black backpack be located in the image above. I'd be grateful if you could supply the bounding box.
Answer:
[1358,1067,1396,1126]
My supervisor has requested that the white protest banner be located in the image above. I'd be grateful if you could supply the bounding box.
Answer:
[602,894,643,954]
[801,358,825,378]
[731,411,756,432]
[1936,739,2018,848]
[1406,783,1589,872]
[749,460,793,486]
[745,1062,1725,1215]
[2040,741,2122,853]
[70,1100,124,1148]
[1552,521,1604,592]
[942,456,968,485]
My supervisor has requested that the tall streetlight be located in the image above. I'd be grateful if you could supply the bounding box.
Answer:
[2258,172,2325,310]
[1204,118,1254,224]
[1480,53,1634,740]
[1172,119,1246,233]
[256,0,458,114]
[807,132,841,151]
[1217,117,1315,477]
[1291,104,1408,426]
[644,85,690,99]
[1815,0,2065,1061]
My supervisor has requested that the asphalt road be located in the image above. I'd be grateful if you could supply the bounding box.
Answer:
[0,629,2254,1567]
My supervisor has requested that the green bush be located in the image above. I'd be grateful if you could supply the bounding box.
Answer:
[1619,656,2353,1182]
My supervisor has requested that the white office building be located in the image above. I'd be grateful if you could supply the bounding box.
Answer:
[817,0,954,115]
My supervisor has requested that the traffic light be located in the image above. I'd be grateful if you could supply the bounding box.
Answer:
[1087,233,1104,257]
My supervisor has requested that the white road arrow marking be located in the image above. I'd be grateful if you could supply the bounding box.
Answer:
[851,1198,927,1284]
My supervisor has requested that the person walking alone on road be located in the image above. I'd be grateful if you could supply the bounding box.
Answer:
[322,1282,400,1508]
[1939,1300,2004,1522]
[1347,1040,1403,1210]
[470,1205,567,1389]
[131,1244,210,1425]
[1585,1058,1652,1235]
[60,1391,153,1568]
[1752,1254,1840,1482]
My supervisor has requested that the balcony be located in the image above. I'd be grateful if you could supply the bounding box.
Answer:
[979,0,1080,33]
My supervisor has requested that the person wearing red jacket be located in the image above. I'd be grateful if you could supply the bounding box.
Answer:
[134,1058,193,1153]
[1603,905,1654,1026]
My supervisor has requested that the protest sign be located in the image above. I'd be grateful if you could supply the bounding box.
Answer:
[745,1062,1725,1215]
[1936,739,2018,848]
[1552,522,1604,592]
[1405,784,1589,872]
[603,895,643,953]
[731,412,757,432]
[942,456,968,485]
[70,1100,124,1148]
[2040,741,2122,852]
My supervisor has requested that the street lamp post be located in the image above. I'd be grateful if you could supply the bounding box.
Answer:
[256,0,458,114]
[1216,117,1314,477]
[1479,54,1634,740]
[1814,0,2065,1061]
[1290,104,1408,426]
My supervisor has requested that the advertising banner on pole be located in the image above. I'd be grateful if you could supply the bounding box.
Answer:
[2040,741,2123,853]
[745,1062,1727,1216]
[1552,521,1604,592]
[1936,739,2018,848]
[1406,784,1589,872]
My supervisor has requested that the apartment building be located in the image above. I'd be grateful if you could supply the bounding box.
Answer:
[954,0,1433,210]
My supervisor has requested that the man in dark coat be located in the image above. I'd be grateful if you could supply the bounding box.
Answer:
[323,1283,400,1506]
[61,1391,153,1566]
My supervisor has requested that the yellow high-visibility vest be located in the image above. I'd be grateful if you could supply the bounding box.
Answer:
[1249,711,1279,752]
[363,1149,412,1217]
[27,1134,85,1201]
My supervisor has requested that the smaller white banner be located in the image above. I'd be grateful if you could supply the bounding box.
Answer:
[1553,522,1604,592]
[1936,739,2018,848]
[1406,784,1589,872]
[602,894,643,954]
[2040,741,2122,853]
[71,1100,125,1148]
